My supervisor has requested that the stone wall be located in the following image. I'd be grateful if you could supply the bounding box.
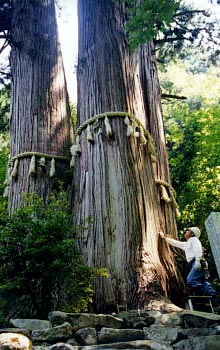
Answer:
[1,303,220,350]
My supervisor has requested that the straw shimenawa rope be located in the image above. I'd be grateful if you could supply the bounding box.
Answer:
[72,111,181,215]
[4,112,180,218]
[9,151,70,164]
[155,179,181,217]
[75,111,154,145]
[3,151,70,197]
[69,111,158,168]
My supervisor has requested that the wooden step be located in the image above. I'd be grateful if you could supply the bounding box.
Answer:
[185,295,215,313]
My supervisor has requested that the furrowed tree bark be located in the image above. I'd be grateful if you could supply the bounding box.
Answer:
[73,0,184,312]
[8,0,73,212]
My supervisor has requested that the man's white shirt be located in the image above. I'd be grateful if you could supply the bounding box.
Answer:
[165,236,203,263]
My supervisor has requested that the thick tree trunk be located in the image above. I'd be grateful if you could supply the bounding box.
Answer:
[73,0,184,312]
[8,0,73,212]
[138,46,178,234]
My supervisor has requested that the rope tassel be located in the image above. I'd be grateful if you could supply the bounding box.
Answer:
[70,136,81,168]
[49,158,55,177]
[104,116,113,137]
[161,185,171,203]
[4,164,12,186]
[124,116,133,137]
[39,157,46,167]
[133,123,140,138]
[76,135,81,154]
[28,155,36,175]
[11,159,19,179]
[140,127,148,145]
[70,145,78,168]
[175,207,181,218]
[156,179,181,218]
[3,186,9,198]
[148,139,156,155]
[151,154,157,163]
[86,124,94,143]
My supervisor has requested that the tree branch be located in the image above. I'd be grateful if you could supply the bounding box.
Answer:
[161,93,187,100]
[155,36,190,44]
[0,39,9,55]
[175,9,209,18]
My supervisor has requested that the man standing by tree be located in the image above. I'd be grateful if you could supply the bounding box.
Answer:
[159,227,218,306]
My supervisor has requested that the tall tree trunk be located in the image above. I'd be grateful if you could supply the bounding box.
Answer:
[8,0,73,212]
[138,45,178,232]
[73,0,184,312]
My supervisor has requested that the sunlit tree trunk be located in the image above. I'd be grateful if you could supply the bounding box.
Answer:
[138,45,179,248]
[8,0,73,212]
[73,0,184,312]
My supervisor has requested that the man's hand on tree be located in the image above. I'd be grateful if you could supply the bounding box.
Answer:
[159,230,165,239]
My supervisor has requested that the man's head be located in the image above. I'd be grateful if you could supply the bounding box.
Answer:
[184,227,201,240]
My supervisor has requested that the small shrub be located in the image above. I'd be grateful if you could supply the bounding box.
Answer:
[0,192,107,321]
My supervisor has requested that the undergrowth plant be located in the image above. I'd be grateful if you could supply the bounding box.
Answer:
[0,192,107,323]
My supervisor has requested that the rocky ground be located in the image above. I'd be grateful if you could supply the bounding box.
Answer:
[1,301,220,350]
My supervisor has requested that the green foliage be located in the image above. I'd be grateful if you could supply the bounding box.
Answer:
[0,87,10,134]
[161,54,220,279]
[156,5,220,65]
[70,103,77,131]
[165,103,220,275]
[123,0,220,66]
[125,0,180,50]
[0,192,107,322]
